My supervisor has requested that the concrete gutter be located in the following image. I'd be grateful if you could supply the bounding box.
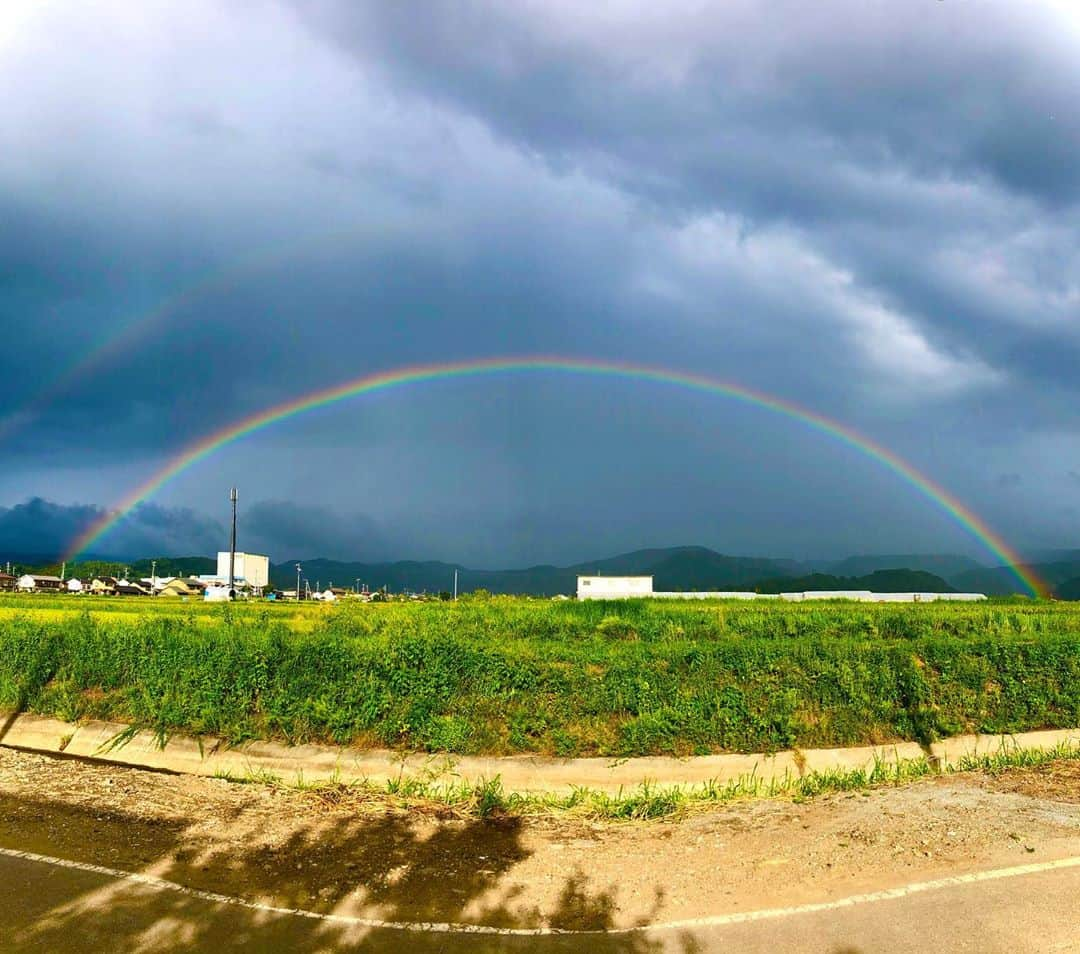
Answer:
[2,712,1078,795]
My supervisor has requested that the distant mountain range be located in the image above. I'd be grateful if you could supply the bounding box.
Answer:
[817,553,985,580]
[950,559,1080,596]
[269,546,805,596]
[8,545,1078,597]
[752,569,957,594]
[269,548,1080,597]
[267,547,966,596]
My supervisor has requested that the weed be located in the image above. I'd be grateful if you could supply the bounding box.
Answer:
[200,740,1080,821]
[2,595,1079,758]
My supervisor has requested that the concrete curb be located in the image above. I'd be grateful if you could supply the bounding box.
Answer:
[2,712,1079,795]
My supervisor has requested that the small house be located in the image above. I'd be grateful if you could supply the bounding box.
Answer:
[158,578,206,598]
[17,574,64,592]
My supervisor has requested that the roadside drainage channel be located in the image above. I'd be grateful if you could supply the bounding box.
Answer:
[2,712,1079,796]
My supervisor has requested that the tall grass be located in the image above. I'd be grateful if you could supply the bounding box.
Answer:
[0,596,1078,756]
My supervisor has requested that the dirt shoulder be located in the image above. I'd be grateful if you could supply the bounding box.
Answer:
[2,747,1080,931]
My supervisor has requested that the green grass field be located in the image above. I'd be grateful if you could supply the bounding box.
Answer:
[1,594,1078,757]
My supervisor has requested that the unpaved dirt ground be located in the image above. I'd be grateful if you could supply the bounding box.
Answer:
[2,747,1080,931]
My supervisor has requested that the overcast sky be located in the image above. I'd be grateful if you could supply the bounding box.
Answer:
[1,0,1078,567]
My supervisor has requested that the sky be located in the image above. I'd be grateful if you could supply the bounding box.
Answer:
[1,0,1078,568]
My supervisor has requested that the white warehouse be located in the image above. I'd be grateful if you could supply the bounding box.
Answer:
[577,576,654,600]
[575,576,986,602]
[215,552,270,590]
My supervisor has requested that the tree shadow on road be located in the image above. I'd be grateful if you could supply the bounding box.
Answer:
[3,789,701,953]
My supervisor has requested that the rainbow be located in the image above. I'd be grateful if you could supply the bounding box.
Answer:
[63,357,1047,596]
[0,224,398,445]
[0,265,266,446]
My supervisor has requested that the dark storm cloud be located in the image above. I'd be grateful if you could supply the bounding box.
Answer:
[241,500,391,562]
[290,0,1080,396]
[0,498,223,561]
[1,1,1078,562]
[0,499,102,561]
[294,1,1080,204]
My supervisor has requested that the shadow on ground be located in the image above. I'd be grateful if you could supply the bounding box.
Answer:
[0,790,701,952]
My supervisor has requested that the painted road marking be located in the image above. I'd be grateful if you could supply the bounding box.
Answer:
[4,845,1080,936]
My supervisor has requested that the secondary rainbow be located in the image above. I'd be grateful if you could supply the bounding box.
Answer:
[0,266,274,447]
[64,357,1047,596]
[0,224,392,446]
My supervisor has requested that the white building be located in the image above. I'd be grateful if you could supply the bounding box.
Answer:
[800,590,875,601]
[787,591,987,603]
[577,576,654,600]
[653,591,771,600]
[215,552,270,590]
[576,576,986,602]
[16,574,63,592]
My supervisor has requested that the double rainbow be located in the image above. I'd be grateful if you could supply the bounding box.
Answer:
[63,357,1046,596]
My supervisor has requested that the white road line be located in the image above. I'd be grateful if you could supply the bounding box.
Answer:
[3,845,1080,936]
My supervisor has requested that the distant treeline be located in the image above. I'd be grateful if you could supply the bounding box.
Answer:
[9,557,216,580]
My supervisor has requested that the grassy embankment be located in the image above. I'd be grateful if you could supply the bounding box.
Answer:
[0,595,1078,758]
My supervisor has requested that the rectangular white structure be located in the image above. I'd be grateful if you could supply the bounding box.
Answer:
[800,590,875,601]
[574,577,987,602]
[781,591,988,603]
[652,591,769,600]
[216,552,270,588]
[577,576,653,600]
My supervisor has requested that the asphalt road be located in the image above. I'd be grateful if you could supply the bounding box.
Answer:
[4,848,1079,953]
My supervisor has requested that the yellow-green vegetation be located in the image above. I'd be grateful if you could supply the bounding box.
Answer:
[231,742,1080,820]
[0,594,1078,758]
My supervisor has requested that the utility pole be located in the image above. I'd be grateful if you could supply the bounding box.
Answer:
[228,487,238,600]
[453,569,458,601]
[295,563,302,601]
[355,577,361,594]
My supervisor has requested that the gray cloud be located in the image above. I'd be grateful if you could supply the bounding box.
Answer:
[0,1,1077,564]
[241,500,391,562]
[288,0,1080,401]
[0,498,223,562]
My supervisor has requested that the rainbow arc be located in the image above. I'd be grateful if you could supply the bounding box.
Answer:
[63,357,1047,597]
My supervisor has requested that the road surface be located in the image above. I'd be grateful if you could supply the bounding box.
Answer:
[3,847,1080,952]
[2,747,1080,951]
